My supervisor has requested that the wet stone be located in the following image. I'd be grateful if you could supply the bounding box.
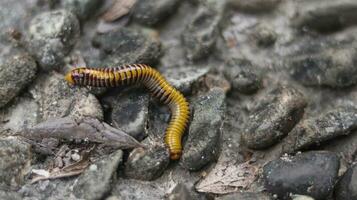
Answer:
[223,58,262,94]
[252,24,277,47]
[92,27,162,66]
[181,7,222,61]
[0,54,37,108]
[27,9,80,71]
[167,183,193,200]
[282,106,357,153]
[242,85,306,149]
[73,150,123,200]
[215,192,273,200]
[124,146,170,181]
[263,151,340,200]
[29,72,103,121]
[228,0,282,12]
[61,0,102,21]
[334,163,357,200]
[293,0,357,33]
[131,0,181,26]
[0,137,32,188]
[181,88,226,171]
[290,47,357,88]
[102,88,149,140]
[0,190,22,200]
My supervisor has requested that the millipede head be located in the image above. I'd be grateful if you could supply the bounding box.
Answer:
[65,68,86,85]
[170,151,182,160]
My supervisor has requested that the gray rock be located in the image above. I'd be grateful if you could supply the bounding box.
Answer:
[242,85,306,149]
[215,192,273,200]
[228,0,282,12]
[0,190,22,200]
[290,47,357,88]
[61,0,102,20]
[27,9,80,71]
[252,24,277,47]
[163,66,210,94]
[0,137,32,188]
[181,6,222,61]
[29,72,103,121]
[167,183,193,200]
[282,106,357,153]
[73,150,123,200]
[0,54,37,108]
[293,0,357,32]
[124,146,170,181]
[181,88,226,171]
[131,0,181,26]
[102,88,149,140]
[335,163,357,200]
[263,151,340,200]
[92,28,162,66]
[223,58,262,94]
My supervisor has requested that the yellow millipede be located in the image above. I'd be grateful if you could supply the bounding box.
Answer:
[65,64,190,160]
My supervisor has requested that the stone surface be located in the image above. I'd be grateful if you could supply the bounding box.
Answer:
[293,0,357,32]
[181,88,226,171]
[223,58,262,94]
[124,146,169,181]
[29,72,103,121]
[215,192,273,200]
[181,6,222,61]
[242,85,306,149]
[92,27,162,66]
[0,54,37,108]
[73,150,123,200]
[0,190,22,200]
[334,163,357,200]
[282,106,357,153]
[263,151,340,200]
[102,88,149,140]
[61,0,102,20]
[228,0,282,12]
[132,0,181,26]
[0,137,32,188]
[27,9,80,70]
[290,47,357,88]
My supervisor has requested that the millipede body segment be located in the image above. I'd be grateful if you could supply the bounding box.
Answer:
[65,64,190,160]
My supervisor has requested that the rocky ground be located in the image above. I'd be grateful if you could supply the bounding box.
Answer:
[1,0,357,199]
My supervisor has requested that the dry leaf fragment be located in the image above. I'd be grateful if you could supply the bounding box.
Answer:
[195,156,259,194]
[101,0,137,22]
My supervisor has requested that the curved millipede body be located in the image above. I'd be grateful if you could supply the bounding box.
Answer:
[65,64,190,160]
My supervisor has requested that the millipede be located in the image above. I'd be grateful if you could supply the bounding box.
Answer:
[65,64,190,160]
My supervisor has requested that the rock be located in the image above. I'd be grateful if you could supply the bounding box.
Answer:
[291,195,315,200]
[223,58,262,94]
[181,6,222,61]
[0,54,37,108]
[27,9,80,71]
[252,24,277,47]
[102,88,149,140]
[242,85,306,149]
[61,0,102,20]
[124,146,170,181]
[92,27,162,66]
[167,183,193,200]
[215,192,273,200]
[73,150,123,200]
[181,88,226,171]
[163,66,210,94]
[292,0,357,32]
[131,0,181,26]
[290,47,357,88]
[29,72,103,121]
[0,137,32,188]
[282,106,357,153]
[0,190,22,200]
[334,163,357,200]
[228,0,282,12]
[2,97,40,132]
[263,151,340,200]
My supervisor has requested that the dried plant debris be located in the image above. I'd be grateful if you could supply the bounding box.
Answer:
[101,0,137,22]
[30,145,93,183]
[195,156,259,194]
[22,117,143,149]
